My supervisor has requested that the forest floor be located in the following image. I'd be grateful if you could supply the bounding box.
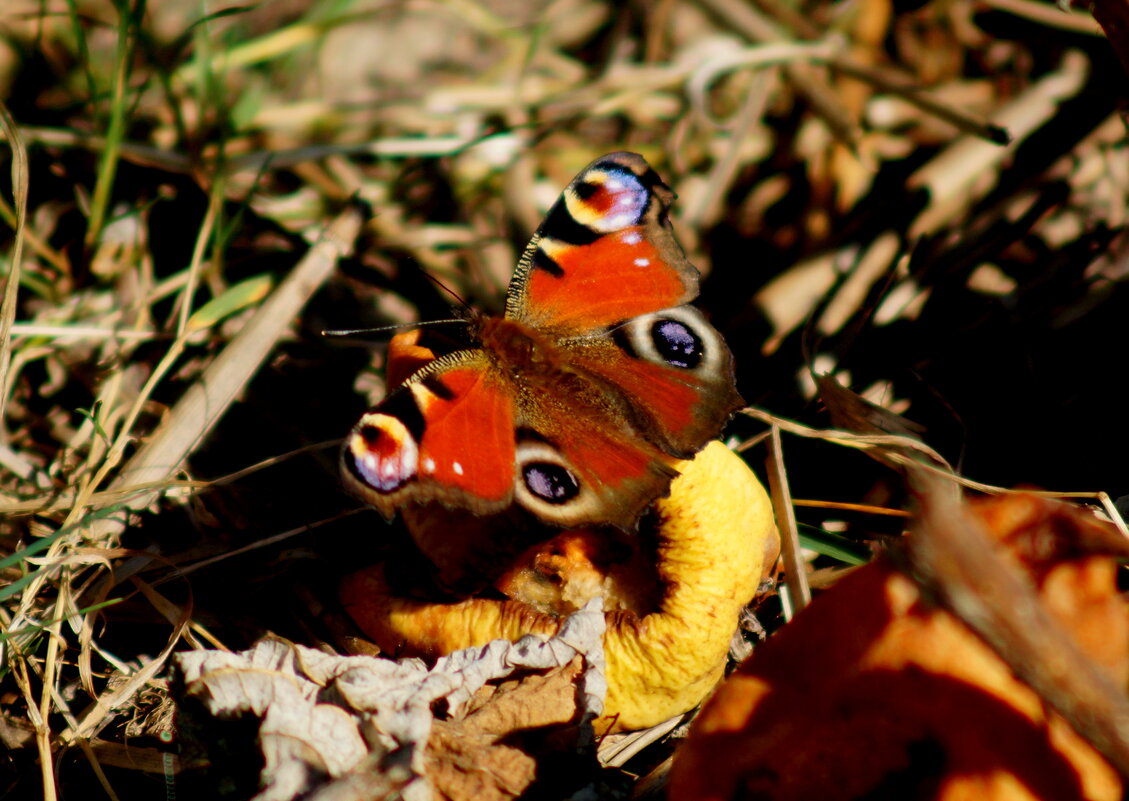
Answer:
[2,0,1128,798]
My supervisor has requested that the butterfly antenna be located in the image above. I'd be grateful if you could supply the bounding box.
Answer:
[322,319,469,338]
[324,271,479,340]
[422,271,475,315]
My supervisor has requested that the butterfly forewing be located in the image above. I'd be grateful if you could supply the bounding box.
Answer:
[505,152,700,332]
[342,350,517,518]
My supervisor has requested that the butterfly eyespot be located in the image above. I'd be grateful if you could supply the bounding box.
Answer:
[651,318,703,369]
[522,462,581,504]
[614,306,727,388]
[565,168,649,233]
[344,413,419,494]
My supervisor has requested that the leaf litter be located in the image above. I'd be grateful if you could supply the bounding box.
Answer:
[175,599,606,801]
[1,0,1128,798]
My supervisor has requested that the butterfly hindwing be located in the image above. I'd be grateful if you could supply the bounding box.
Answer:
[512,403,681,529]
[569,305,744,458]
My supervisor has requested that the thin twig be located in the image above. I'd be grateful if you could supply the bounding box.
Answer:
[828,57,1011,145]
[984,0,1103,34]
[765,425,811,615]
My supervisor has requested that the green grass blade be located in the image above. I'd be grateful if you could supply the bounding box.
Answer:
[798,525,873,566]
[0,599,125,645]
[84,0,137,248]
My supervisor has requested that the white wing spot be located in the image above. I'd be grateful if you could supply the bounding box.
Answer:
[423,457,436,473]
[453,461,464,475]
[622,231,642,245]
[634,258,650,267]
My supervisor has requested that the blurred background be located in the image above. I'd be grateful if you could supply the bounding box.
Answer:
[1,0,1127,796]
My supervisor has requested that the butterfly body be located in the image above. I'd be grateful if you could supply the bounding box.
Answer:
[343,152,742,529]
[477,316,565,376]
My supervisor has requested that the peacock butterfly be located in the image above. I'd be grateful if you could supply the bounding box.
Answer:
[341,152,743,530]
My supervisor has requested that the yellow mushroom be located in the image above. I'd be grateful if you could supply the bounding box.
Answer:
[340,440,779,733]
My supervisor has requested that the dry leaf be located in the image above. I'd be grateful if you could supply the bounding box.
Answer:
[175,600,605,801]
[427,658,587,801]
[670,494,1126,801]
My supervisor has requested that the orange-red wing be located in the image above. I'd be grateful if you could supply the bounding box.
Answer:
[520,228,692,330]
[412,360,515,507]
[558,424,680,526]
[385,328,438,387]
[506,153,699,333]
[579,354,709,455]
[342,352,517,517]
[564,323,743,459]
